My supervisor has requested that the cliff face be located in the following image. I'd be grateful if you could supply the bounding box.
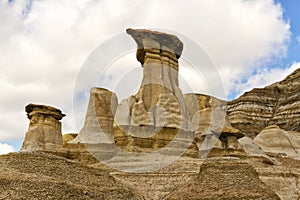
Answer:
[227,68,300,138]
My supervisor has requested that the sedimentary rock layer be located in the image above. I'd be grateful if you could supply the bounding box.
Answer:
[168,158,280,199]
[70,87,118,143]
[254,125,300,159]
[124,28,188,130]
[227,68,300,138]
[114,29,191,151]
[22,104,65,151]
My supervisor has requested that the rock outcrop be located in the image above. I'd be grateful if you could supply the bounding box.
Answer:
[114,29,192,151]
[0,152,139,199]
[126,28,187,129]
[254,125,300,159]
[183,93,245,158]
[250,155,300,200]
[21,104,65,151]
[13,28,300,200]
[71,87,118,144]
[66,88,118,162]
[238,136,266,157]
[227,68,300,138]
[62,133,78,145]
[168,158,280,199]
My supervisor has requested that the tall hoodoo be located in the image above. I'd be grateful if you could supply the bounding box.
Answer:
[124,28,187,129]
[70,87,118,144]
[22,104,65,151]
[114,29,190,150]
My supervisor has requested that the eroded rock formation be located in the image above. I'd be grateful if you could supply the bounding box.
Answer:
[183,93,245,157]
[71,87,118,144]
[21,104,65,151]
[227,68,300,138]
[168,158,280,199]
[114,29,191,151]
[254,125,300,159]
[15,28,300,200]
[65,88,118,162]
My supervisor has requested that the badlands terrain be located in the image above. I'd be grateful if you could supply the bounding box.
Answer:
[0,29,299,199]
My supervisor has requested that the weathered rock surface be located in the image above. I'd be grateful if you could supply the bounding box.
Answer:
[70,87,118,144]
[114,29,191,151]
[0,152,139,200]
[3,152,295,200]
[227,68,300,138]
[21,104,65,151]
[62,133,78,145]
[124,28,187,130]
[184,93,227,117]
[189,105,245,158]
[12,29,300,199]
[67,88,118,162]
[239,136,266,157]
[108,157,202,200]
[254,125,300,159]
[177,93,245,158]
[250,155,300,200]
[168,157,280,199]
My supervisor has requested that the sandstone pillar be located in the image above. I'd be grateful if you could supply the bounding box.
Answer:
[123,29,187,129]
[21,104,65,151]
[70,87,118,144]
[113,29,191,150]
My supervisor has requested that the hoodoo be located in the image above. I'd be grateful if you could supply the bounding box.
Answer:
[22,104,65,151]
[114,29,190,151]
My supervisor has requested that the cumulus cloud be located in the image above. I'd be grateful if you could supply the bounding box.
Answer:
[0,143,15,155]
[0,0,291,145]
[297,35,300,43]
[233,62,300,98]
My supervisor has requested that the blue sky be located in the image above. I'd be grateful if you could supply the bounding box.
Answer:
[0,0,299,153]
[226,0,300,100]
[276,0,300,64]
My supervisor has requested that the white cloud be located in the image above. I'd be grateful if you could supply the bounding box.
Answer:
[0,0,291,144]
[0,143,15,155]
[233,62,300,98]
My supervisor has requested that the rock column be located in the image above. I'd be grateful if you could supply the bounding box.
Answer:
[125,28,188,130]
[71,87,118,143]
[21,104,65,151]
[114,29,190,150]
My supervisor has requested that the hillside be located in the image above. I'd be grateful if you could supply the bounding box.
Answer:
[227,68,300,138]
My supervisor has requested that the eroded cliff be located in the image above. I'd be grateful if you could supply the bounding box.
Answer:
[227,68,300,138]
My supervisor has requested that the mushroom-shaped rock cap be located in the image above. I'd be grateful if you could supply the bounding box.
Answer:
[25,103,66,120]
[220,126,245,139]
[126,28,183,58]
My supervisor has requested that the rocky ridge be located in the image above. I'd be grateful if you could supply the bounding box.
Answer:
[227,68,300,138]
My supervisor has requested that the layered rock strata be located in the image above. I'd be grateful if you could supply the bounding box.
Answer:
[21,104,65,151]
[254,125,300,159]
[114,29,191,151]
[227,68,300,138]
[14,28,300,199]
[184,93,245,158]
[168,158,280,199]
[68,88,118,161]
[71,87,118,144]
[194,108,246,158]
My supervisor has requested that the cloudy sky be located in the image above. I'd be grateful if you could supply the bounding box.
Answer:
[0,0,299,154]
